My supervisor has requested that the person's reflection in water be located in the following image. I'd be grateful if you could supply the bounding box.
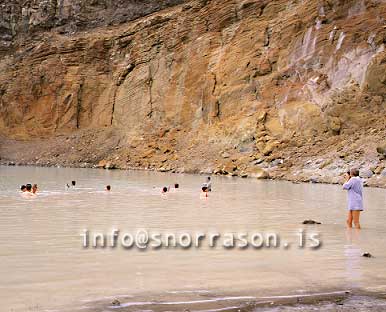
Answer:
[344,228,362,288]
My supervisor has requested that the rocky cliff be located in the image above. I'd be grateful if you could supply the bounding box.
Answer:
[0,0,386,186]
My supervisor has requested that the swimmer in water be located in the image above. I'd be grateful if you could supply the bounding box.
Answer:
[162,186,168,193]
[32,184,38,194]
[106,185,111,191]
[200,186,209,198]
[203,177,212,192]
[22,184,36,198]
[71,181,76,188]
[20,185,27,192]
[170,183,179,193]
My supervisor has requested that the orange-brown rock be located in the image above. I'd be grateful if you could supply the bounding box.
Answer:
[0,0,386,186]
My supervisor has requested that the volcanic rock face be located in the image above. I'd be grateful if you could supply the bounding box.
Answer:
[0,0,385,186]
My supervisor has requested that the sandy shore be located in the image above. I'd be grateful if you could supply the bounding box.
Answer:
[63,290,386,312]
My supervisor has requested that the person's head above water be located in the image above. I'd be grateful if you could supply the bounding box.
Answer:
[174,183,179,189]
[71,181,76,186]
[21,185,26,192]
[202,186,208,192]
[162,187,168,193]
[26,184,32,192]
[350,168,360,177]
[207,177,211,181]
[106,185,111,191]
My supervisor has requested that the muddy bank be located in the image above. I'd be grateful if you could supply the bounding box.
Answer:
[62,290,386,312]
[1,127,386,188]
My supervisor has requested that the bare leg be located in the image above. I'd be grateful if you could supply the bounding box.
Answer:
[346,211,353,228]
[352,211,361,229]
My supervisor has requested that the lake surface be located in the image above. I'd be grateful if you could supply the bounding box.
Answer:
[0,166,386,312]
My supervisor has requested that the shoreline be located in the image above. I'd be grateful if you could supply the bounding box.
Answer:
[1,130,385,189]
[1,161,386,190]
[64,289,386,312]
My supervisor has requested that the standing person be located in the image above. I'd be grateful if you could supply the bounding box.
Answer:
[203,177,212,192]
[343,168,364,229]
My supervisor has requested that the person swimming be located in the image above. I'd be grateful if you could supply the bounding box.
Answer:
[20,185,26,192]
[162,186,168,193]
[203,177,212,192]
[200,186,209,198]
[22,184,36,198]
[106,185,111,191]
[32,184,38,194]
[169,183,179,193]
[71,181,76,188]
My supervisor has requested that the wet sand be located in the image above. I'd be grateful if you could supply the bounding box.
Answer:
[63,290,386,312]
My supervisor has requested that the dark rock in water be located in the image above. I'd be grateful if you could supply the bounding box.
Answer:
[362,252,373,258]
[302,220,321,224]
[8,161,15,166]
[111,298,121,306]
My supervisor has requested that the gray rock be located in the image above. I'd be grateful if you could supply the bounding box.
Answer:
[111,298,121,306]
[302,220,322,224]
[376,142,386,156]
[252,158,264,165]
[221,152,230,159]
[271,159,283,167]
[362,252,373,258]
[239,146,253,153]
[359,168,373,178]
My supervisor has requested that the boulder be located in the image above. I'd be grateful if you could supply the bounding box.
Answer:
[221,151,230,159]
[374,165,385,175]
[270,159,283,167]
[111,298,121,306]
[247,167,269,179]
[376,142,386,156]
[222,162,237,175]
[302,220,321,224]
[262,141,280,156]
[359,168,373,178]
[327,116,341,134]
[256,110,267,123]
[96,159,107,168]
[362,252,373,258]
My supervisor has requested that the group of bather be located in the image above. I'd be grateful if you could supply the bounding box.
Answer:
[20,176,212,198]
[20,183,38,198]
[160,177,212,198]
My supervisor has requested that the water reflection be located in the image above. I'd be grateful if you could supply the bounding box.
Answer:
[344,229,362,287]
